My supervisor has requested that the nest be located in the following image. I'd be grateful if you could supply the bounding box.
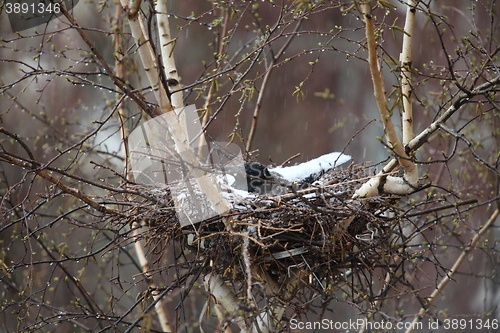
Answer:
[126,163,406,302]
[196,166,402,288]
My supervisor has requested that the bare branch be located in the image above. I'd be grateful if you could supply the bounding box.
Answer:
[354,2,418,198]
[400,0,417,146]
[119,0,172,114]
[0,152,121,215]
[405,208,500,333]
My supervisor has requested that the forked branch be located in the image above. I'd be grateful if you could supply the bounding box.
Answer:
[354,1,418,198]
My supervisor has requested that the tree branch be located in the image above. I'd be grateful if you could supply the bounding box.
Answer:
[0,152,121,215]
[405,208,499,333]
[60,4,158,117]
[400,0,417,146]
[246,19,303,152]
[119,0,172,114]
[155,0,183,109]
[354,2,417,197]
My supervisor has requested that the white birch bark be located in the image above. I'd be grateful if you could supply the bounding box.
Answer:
[354,2,419,198]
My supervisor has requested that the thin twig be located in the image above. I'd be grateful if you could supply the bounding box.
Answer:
[132,227,173,332]
[405,208,499,333]
[246,19,303,152]
[60,4,158,117]
[0,152,121,215]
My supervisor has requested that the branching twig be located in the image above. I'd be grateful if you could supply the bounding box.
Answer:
[60,4,158,117]
[246,19,303,152]
[132,227,173,332]
[405,208,499,333]
[0,152,121,215]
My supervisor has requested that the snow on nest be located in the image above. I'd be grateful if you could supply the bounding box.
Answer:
[152,152,352,226]
[270,152,351,183]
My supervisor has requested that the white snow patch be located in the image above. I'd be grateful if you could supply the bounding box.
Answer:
[220,186,255,202]
[270,152,351,182]
[216,173,236,187]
